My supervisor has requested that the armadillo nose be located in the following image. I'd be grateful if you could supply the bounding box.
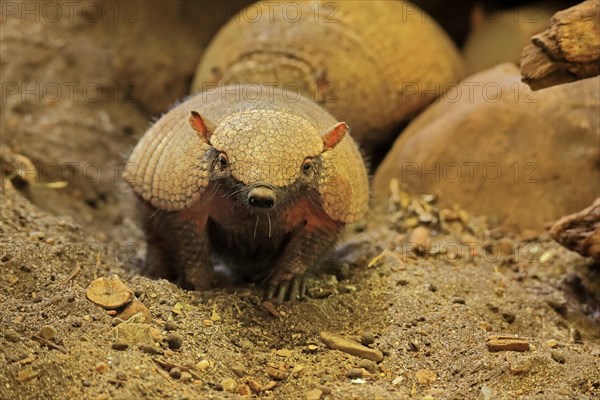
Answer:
[247,186,276,209]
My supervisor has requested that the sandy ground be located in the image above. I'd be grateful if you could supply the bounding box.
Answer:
[1,178,598,400]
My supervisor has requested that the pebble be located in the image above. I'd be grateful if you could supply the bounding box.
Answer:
[116,371,127,381]
[86,275,134,310]
[28,231,45,240]
[551,350,566,364]
[165,321,178,331]
[545,339,559,349]
[408,227,430,254]
[452,298,466,305]
[139,344,164,355]
[248,379,262,393]
[180,371,193,382]
[236,384,251,396]
[169,367,182,379]
[4,329,21,343]
[112,342,129,351]
[266,366,287,381]
[220,378,237,392]
[486,336,530,352]
[305,388,323,400]
[165,333,183,350]
[360,332,375,346]
[508,355,532,374]
[17,367,39,382]
[117,299,151,324]
[358,359,378,374]
[319,331,384,362]
[39,325,58,340]
[196,359,211,371]
[263,381,277,391]
[305,345,319,353]
[415,369,436,385]
[95,362,109,373]
[275,349,292,357]
[346,368,363,379]
[231,362,246,377]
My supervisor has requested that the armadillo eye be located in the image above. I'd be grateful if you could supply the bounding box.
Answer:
[217,152,228,170]
[301,157,314,174]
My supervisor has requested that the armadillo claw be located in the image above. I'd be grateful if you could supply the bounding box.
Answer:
[266,276,307,304]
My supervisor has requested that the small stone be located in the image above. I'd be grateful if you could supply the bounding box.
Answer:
[346,368,363,379]
[360,332,375,346]
[452,298,466,305]
[248,379,262,393]
[231,362,246,377]
[306,345,319,353]
[545,339,559,349]
[275,349,292,357]
[112,342,128,351]
[39,325,58,340]
[415,369,436,385]
[266,366,287,381]
[551,350,566,364]
[86,275,134,310]
[408,227,430,254]
[139,344,163,355]
[358,359,378,374]
[4,329,21,342]
[486,336,530,352]
[319,331,384,362]
[116,371,127,381]
[508,355,532,374]
[166,333,183,350]
[165,321,178,331]
[236,384,251,396]
[305,388,323,400]
[220,378,237,392]
[169,367,182,379]
[95,362,109,373]
[196,359,211,371]
[203,319,213,327]
[117,299,151,323]
[180,371,193,382]
[263,380,277,391]
[28,231,45,240]
[17,367,39,382]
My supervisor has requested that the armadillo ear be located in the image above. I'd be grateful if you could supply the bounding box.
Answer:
[189,111,213,144]
[320,122,348,151]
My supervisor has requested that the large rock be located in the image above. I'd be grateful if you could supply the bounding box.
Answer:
[373,63,600,231]
[192,0,465,155]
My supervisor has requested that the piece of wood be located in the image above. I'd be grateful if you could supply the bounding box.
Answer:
[521,0,600,90]
[549,198,600,262]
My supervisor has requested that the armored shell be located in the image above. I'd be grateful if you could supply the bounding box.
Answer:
[124,85,369,224]
[192,0,465,153]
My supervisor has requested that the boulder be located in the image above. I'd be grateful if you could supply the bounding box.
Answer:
[373,63,600,231]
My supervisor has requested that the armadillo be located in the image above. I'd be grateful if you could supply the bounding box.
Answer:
[124,85,369,302]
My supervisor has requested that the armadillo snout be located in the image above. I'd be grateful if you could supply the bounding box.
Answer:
[247,186,276,209]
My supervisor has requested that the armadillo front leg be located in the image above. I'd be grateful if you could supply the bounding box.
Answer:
[146,210,216,291]
[170,218,217,290]
[266,223,343,303]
